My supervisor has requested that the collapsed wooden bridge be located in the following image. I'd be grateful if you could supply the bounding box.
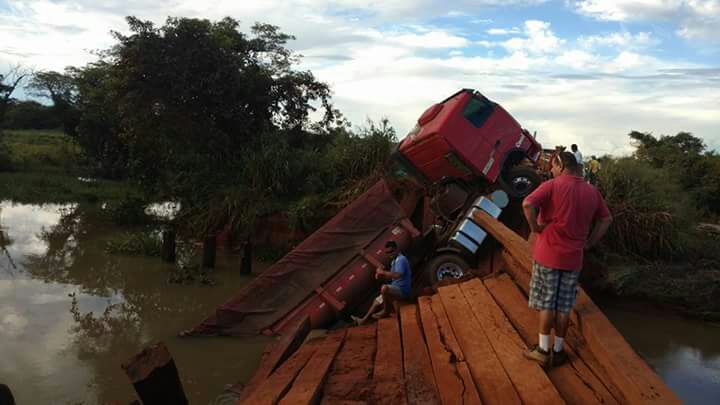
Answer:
[234,212,680,405]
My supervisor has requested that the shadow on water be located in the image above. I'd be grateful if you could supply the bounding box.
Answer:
[0,201,271,404]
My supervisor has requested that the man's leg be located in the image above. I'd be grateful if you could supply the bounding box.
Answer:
[352,296,383,326]
[375,285,403,319]
[524,263,559,366]
[538,309,555,351]
[550,271,580,366]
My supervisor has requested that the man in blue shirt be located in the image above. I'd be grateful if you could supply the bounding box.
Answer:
[351,240,412,325]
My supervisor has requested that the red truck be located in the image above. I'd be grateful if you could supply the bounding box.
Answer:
[185,89,544,336]
[392,88,543,283]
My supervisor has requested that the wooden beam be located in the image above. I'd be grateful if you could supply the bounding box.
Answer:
[279,330,346,404]
[241,339,320,404]
[399,304,440,404]
[372,316,407,405]
[418,296,482,405]
[121,342,188,405]
[484,274,618,405]
[460,278,564,405]
[321,324,377,404]
[234,316,311,399]
[472,211,681,405]
[438,284,520,405]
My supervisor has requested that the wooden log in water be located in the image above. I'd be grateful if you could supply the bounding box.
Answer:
[202,234,216,269]
[161,228,176,263]
[121,342,188,405]
[241,239,252,275]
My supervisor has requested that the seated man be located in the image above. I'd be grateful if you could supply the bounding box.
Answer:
[351,240,412,325]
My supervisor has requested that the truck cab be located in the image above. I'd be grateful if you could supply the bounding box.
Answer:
[395,88,542,198]
[392,89,543,284]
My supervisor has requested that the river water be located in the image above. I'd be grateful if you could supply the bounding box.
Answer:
[2,202,719,404]
[0,202,270,404]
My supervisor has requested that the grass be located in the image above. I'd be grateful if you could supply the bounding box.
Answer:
[0,129,139,203]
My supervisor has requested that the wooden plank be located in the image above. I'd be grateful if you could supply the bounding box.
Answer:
[321,324,377,404]
[428,296,483,405]
[484,268,624,404]
[438,284,521,405]
[460,278,564,405]
[483,275,617,405]
[399,304,441,404]
[372,316,406,405]
[474,211,680,404]
[279,330,346,405]
[471,211,532,271]
[500,249,531,293]
[234,316,311,399]
[242,339,320,405]
[418,296,482,405]
[121,342,188,405]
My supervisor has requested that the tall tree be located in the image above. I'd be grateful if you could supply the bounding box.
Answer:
[0,65,29,128]
[68,16,338,233]
[28,70,80,136]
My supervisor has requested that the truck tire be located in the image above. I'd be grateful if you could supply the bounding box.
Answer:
[500,165,542,198]
[426,254,470,284]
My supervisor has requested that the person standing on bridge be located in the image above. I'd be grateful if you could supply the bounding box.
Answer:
[521,151,612,367]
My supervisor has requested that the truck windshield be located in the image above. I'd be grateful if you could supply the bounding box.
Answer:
[463,95,494,128]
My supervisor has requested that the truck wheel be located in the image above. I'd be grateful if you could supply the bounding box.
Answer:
[500,166,542,198]
[426,254,470,284]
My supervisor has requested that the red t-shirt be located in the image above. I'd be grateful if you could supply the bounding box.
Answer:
[524,174,610,271]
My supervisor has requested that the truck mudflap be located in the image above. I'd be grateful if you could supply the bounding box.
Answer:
[180,179,420,337]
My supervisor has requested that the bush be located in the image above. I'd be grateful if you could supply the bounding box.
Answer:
[597,158,696,260]
[0,143,13,172]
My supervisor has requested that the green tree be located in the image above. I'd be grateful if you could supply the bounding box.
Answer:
[28,70,80,136]
[0,65,29,127]
[68,16,339,234]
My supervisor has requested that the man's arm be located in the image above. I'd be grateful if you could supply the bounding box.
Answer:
[586,216,612,250]
[522,202,546,234]
[376,268,401,280]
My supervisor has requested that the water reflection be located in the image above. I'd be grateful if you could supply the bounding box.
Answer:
[0,201,270,404]
[599,299,720,404]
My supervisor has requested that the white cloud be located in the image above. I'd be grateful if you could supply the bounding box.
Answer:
[572,0,684,21]
[0,1,718,156]
[487,27,521,35]
[386,30,470,49]
[579,31,659,50]
[555,50,598,69]
[502,20,564,55]
[572,0,720,43]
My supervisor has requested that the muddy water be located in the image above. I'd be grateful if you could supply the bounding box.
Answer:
[598,298,720,404]
[0,202,271,404]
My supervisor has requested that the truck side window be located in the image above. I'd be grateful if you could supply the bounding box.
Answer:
[463,96,494,128]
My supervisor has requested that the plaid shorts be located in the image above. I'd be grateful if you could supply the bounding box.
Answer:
[528,262,580,314]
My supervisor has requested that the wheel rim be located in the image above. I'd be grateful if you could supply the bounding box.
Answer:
[436,262,465,280]
[511,176,534,195]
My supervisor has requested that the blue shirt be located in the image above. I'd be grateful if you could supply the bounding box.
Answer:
[390,254,412,297]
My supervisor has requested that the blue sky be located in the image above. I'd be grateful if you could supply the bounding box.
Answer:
[1,0,719,155]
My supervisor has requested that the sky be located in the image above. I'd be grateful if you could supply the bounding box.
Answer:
[1,0,719,155]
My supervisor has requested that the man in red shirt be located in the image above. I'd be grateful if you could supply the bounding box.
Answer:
[522,151,612,367]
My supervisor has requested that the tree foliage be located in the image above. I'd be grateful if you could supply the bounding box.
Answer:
[54,16,392,235]
[28,70,80,137]
[629,130,720,215]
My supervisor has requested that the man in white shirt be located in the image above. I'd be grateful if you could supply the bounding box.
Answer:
[571,144,583,168]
